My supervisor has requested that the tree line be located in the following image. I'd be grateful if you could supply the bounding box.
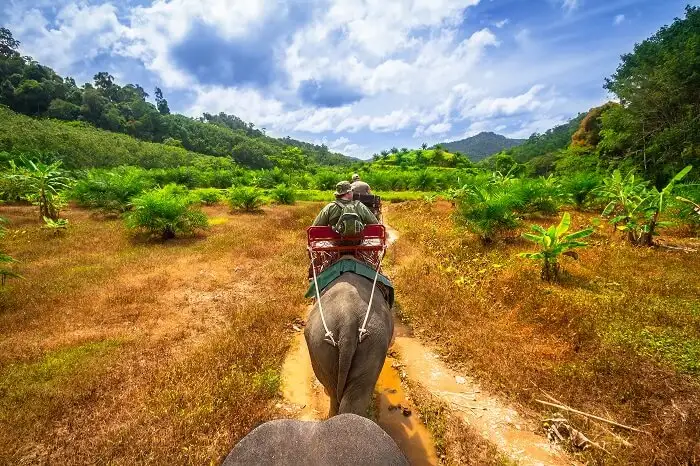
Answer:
[0,28,352,170]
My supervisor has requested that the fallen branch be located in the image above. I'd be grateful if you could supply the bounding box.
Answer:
[535,400,648,434]
[656,243,698,253]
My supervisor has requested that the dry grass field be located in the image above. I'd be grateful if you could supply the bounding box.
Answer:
[0,202,315,464]
[387,200,700,464]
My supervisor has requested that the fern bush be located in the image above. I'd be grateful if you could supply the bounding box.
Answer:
[228,186,265,212]
[561,172,601,209]
[126,185,208,239]
[270,184,296,205]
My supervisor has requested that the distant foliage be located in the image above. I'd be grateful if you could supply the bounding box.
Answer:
[519,213,593,282]
[270,185,296,205]
[126,185,209,239]
[0,27,353,170]
[228,187,265,212]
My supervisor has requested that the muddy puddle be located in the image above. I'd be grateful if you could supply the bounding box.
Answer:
[281,328,438,465]
[376,356,439,465]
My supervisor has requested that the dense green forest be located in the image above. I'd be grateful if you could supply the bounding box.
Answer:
[0,6,698,218]
[0,28,353,170]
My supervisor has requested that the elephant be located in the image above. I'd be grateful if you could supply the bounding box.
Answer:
[304,271,394,417]
[222,413,408,466]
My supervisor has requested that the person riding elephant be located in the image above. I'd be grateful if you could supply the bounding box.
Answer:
[312,181,378,227]
[350,174,371,195]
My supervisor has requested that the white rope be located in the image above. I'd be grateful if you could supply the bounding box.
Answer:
[309,249,337,347]
[358,250,385,343]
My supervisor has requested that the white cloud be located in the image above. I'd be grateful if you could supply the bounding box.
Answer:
[414,122,452,138]
[494,19,509,28]
[7,2,127,74]
[560,0,581,12]
[613,14,625,25]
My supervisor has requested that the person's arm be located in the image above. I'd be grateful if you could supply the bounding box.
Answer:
[357,202,379,224]
[312,204,330,226]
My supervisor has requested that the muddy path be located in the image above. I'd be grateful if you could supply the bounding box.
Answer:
[281,221,569,465]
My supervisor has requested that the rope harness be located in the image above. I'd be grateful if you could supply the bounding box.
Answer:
[309,248,385,347]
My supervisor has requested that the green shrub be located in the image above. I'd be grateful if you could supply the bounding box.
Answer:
[9,158,71,220]
[511,177,561,215]
[455,185,520,243]
[192,188,223,205]
[125,185,209,239]
[270,184,296,205]
[228,187,265,212]
[561,172,601,209]
[519,212,593,282]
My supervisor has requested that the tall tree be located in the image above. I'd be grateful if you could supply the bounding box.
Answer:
[154,87,170,115]
[602,5,700,185]
[0,28,20,58]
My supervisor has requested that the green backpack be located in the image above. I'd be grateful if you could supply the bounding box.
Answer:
[333,201,365,237]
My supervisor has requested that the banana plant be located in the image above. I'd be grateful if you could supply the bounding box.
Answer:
[9,157,71,220]
[42,216,69,234]
[598,166,692,245]
[519,212,593,282]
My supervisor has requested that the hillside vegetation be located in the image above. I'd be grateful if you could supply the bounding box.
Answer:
[0,29,353,169]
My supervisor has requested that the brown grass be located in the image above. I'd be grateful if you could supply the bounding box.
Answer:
[0,202,319,464]
[387,200,700,465]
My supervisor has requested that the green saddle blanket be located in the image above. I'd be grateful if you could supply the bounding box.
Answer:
[306,258,394,307]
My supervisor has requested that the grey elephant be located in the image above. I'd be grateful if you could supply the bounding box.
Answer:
[222,413,408,466]
[305,272,394,417]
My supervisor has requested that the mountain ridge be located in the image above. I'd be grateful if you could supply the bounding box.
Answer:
[439,132,526,161]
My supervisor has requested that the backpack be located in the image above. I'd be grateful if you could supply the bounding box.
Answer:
[332,201,365,237]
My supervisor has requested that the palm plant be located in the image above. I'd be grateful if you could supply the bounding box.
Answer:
[561,172,601,209]
[519,213,593,282]
[228,187,265,212]
[11,158,70,220]
[456,184,520,243]
[270,184,296,205]
[126,185,209,239]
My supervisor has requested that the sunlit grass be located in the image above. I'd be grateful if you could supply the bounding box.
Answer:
[0,202,317,464]
[387,200,700,464]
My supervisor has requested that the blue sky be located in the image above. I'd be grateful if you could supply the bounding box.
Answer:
[2,0,694,159]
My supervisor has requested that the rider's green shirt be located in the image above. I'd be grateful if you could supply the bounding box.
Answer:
[312,199,379,227]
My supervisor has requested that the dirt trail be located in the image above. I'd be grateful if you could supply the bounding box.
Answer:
[280,221,568,465]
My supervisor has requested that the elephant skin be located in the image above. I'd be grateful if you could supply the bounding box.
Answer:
[305,272,393,417]
[222,414,408,466]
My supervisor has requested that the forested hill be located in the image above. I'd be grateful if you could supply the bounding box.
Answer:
[0,27,355,169]
[504,114,585,163]
[439,132,525,161]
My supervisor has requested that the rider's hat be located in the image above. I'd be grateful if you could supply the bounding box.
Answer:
[352,173,360,181]
[334,181,352,196]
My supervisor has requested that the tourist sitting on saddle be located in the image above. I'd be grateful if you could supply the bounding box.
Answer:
[312,181,378,231]
[350,174,371,195]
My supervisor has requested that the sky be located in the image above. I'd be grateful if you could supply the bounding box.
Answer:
[1,0,694,159]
